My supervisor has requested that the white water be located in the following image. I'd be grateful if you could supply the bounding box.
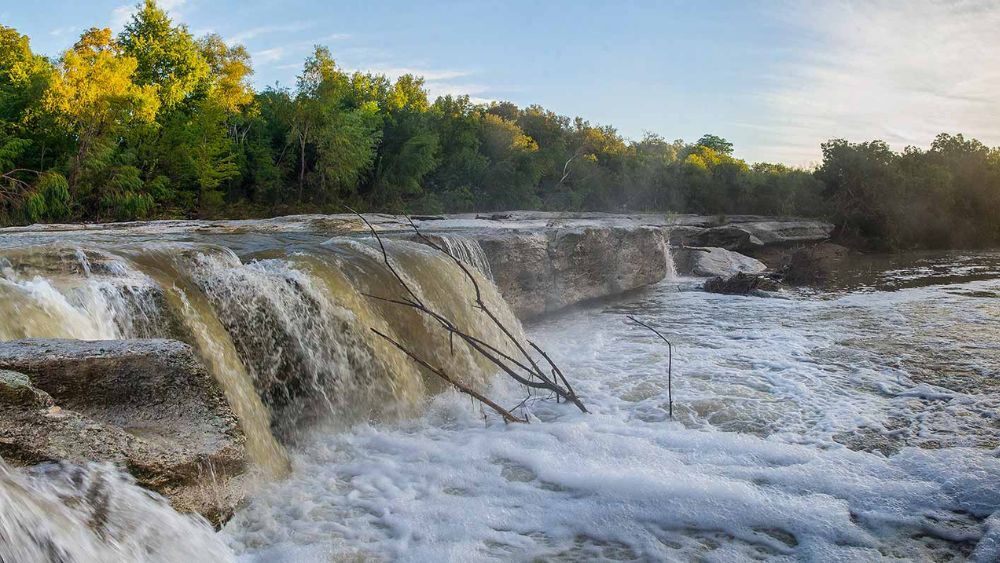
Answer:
[0,461,232,563]
[1,234,998,561]
[221,273,1000,561]
[437,235,494,281]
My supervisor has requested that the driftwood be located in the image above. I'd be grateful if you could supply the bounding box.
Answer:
[625,314,674,419]
[350,210,587,422]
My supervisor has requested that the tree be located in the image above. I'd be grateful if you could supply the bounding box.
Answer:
[697,133,734,155]
[118,0,209,109]
[43,28,160,192]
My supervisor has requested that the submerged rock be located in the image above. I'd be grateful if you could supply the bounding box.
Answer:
[703,273,780,295]
[782,243,849,286]
[674,247,767,278]
[0,339,248,524]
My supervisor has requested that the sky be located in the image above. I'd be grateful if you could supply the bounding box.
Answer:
[3,0,999,166]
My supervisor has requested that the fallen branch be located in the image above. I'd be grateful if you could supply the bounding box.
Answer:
[372,328,527,423]
[626,314,674,418]
[349,208,587,420]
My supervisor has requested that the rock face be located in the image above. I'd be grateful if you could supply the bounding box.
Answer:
[664,219,833,251]
[673,247,767,278]
[475,226,668,318]
[0,339,247,524]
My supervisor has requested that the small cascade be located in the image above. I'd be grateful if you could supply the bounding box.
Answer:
[0,247,168,340]
[437,235,494,281]
[661,237,679,280]
[0,461,233,563]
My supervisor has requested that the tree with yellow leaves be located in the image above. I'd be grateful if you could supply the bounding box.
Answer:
[43,27,160,190]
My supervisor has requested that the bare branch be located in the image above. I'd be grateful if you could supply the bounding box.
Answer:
[346,208,588,418]
[371,328,526,424]
[626,314,673,419]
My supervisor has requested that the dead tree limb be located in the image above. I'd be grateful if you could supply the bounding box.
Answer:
[348,208,587,418]
[626,314,674,419]
[371,328,527,423]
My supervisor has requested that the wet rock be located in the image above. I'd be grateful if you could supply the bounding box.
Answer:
[674,247,767,277]
[687,226,764,252]
[662,225,706,247]
[0,369,54,407]
[736,220,833,246]
[0,339,248,524]
[781,243,849,286]
[476,226,668,319]
[703,273,780,295]
[665,220,833,253]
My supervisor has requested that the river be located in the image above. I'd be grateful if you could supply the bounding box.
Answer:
[1,222,998,561]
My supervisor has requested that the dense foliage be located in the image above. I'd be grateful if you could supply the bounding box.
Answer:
[2,1,999,249]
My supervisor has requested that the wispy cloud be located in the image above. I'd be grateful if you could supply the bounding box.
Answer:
[250,34,352,67]
[366,66,471,82]
[227,22,318,45]
[49,25,79,37]
[253,47,287,64]
[753,0,1000,166]
[359,65,496,102]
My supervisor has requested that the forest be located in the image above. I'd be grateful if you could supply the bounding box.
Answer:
[2,0,999,249]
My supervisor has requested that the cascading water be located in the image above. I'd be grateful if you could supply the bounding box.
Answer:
[661,236,678,280]
[0,460,233,563]
[0,236,524,462]
[436,235,494,281]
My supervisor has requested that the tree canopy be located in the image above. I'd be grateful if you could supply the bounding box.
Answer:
[1,2,998,250]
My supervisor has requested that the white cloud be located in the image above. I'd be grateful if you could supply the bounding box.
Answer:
[753,0,1000,166]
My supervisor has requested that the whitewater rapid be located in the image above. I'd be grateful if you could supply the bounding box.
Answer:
[0,226,998,561]
[222,269,1000,561]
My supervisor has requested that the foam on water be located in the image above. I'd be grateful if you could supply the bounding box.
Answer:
[222,275,1000,561]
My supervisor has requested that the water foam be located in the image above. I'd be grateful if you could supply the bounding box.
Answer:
[223,275,1000,561]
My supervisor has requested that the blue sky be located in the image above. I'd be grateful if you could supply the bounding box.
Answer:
[3,0,999,166]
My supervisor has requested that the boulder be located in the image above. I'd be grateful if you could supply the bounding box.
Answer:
[0,339,248,524]
[674,247,767,278]
[704,273,780,295]
[475,226,668,318]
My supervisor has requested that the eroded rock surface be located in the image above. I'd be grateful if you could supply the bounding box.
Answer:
[674,247,767,278]
[0,339,247,524]
[475,226,668,318]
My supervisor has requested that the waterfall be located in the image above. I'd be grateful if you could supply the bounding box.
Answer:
[0,461,233,562]
[0,248,166,340]
[661,237,679,280]
[437,235,494,281]
[0,236,526,474]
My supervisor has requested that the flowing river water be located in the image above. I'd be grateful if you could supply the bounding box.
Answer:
[0,223,998,562]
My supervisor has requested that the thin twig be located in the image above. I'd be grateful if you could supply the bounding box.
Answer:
[626,314,673,419]
[371,328,526,424]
